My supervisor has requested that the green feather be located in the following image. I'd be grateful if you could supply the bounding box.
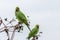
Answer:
[15,7,31,31]
[28,24,39,40]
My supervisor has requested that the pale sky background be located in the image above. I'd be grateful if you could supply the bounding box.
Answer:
[0,0,60,40]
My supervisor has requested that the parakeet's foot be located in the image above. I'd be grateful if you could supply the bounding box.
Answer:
[18,22,22,24]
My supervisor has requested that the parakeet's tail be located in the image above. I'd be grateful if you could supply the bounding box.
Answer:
[26,24,31,31]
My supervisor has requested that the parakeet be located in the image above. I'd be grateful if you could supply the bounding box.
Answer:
[27,24,39,40]
[15,7,31,31]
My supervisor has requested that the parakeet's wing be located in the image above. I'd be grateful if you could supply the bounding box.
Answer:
[15,12,22,23]
[15,11,27,22]
[15,11,31,31]
[19,11,28,21]
[18,11,31,31]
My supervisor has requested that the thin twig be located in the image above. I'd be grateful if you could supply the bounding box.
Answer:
[10,27,16,40]
[10,23,21,40]
[4,28,10,40]
[0,30,4,33]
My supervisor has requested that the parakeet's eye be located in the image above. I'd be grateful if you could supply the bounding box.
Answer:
[16,7,19,12]
[36,25,39,28]
[16,9,19,12]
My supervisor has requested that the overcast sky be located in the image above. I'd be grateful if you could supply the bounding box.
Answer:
[0,0,60,40]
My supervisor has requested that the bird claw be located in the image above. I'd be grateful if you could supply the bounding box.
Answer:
[18,22,22,24]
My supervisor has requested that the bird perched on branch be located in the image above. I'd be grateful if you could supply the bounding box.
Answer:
[27,24,39,40]
[15,7,31,31]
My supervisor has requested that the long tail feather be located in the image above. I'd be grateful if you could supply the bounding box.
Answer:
[26,24,31,31]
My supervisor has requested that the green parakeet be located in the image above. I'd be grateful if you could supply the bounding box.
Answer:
[27,24,39,40]
[15,7,31,31]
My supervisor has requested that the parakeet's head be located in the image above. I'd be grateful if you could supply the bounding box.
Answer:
[36,24,39,28]
[15,7,20,12]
